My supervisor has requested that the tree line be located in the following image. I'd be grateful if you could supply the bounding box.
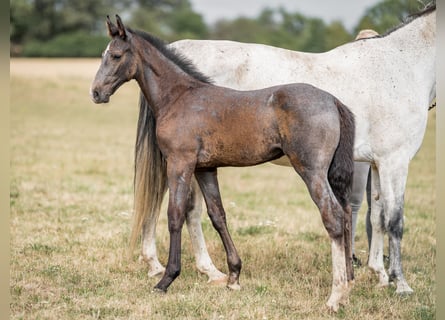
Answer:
[10,0,425,57]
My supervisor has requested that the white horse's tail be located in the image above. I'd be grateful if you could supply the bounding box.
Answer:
[130,92,167,255]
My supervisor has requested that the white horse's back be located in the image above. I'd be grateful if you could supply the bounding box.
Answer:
[171,9,435,162]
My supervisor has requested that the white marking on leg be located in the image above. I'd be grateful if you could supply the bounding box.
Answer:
[186,179,227,283]
[141,218,165,277]
[326,240,349,312]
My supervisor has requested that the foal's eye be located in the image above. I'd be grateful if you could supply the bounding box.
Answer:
[111,53,122,60]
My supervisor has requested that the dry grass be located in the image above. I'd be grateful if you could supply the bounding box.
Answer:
[10,59,435,319]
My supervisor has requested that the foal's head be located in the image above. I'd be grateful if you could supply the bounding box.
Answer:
[90,15,138,103]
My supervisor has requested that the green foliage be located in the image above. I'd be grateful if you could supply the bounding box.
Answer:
[22,32,109,57]
[354,0,429,34]
[129,0,208,42]
[10,0,432,56]
[237,225,274,236]
[210,8,352,52]
[10,0,126,56]
[10,0,33,43]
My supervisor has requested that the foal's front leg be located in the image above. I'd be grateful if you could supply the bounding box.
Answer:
[186,178,227,284]
[154,162,195,292]
[195,169,242,290]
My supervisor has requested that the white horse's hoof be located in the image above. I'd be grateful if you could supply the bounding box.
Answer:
[396,283,414,295]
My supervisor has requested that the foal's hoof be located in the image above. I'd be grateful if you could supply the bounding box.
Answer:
[326,297,348,312]
[326,301,340,313]
[152,287,167,294]
[227,282,241,291]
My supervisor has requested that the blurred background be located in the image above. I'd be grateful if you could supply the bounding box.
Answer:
[10,0,426,57]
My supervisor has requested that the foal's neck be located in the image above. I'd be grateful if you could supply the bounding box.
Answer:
[134,37,204,118]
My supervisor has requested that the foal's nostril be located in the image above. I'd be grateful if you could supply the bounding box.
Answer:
[93,90,100,100]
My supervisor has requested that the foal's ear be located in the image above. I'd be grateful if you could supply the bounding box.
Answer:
[106,15,119,37]
[115,14,127,40]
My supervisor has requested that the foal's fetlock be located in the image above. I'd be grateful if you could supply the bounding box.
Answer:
[326,280,350,312]
[226,273,241,291]
[326,299,340,313]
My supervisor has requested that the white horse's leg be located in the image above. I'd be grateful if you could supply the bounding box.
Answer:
[368,165,389,287]
[350,161,371,256]
[141,213,166,277]
[186,178,227,283]
[377,159,413,294]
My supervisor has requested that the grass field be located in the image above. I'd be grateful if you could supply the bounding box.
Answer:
[10,58,436,319]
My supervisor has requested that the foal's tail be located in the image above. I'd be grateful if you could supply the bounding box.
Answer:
[328,99,355,281]
[129,92,167,254]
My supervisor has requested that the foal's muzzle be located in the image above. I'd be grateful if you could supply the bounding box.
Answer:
[90,87,110,104]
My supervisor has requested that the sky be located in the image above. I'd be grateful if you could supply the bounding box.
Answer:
[189,0,382,31]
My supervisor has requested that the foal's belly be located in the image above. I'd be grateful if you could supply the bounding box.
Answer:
[196,140,284,168]
[270,156,292,167]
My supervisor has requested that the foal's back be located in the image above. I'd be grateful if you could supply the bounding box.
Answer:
[159,83,341,169]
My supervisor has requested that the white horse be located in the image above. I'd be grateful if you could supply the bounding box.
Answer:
[133,3,435,296]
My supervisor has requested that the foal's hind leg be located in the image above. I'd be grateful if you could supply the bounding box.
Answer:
[296,168,349,312]
[186,178,227,284]
[195,169,242,290]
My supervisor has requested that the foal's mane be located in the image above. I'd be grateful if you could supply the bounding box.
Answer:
[357,1,436,40]
[128,28,213,84]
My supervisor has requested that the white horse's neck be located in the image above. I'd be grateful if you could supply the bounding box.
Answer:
[385,10,435,45]
[333,9,436,107]
[386,10,436,102]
